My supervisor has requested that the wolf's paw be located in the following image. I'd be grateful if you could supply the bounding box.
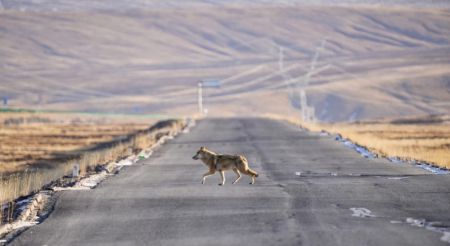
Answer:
[249,182,254,185]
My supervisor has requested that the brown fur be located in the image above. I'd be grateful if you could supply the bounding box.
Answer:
[192,146,259,185]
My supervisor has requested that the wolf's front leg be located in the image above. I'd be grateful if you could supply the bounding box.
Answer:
[202,169,215,184]
[232,168,241,184]
[219,170,225,186]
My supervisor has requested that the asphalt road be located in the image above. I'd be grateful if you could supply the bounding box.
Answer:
[11,118,450,245]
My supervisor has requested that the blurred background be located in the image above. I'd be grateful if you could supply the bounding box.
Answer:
[1,0,450,122]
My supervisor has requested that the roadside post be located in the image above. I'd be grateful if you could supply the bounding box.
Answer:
[72,163,80,179]
[197,79,221,116]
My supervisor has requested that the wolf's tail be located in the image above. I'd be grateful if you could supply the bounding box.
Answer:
[238,156,259,177]
[247,168,259,177]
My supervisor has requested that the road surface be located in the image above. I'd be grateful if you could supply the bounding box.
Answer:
[11,118,450,245]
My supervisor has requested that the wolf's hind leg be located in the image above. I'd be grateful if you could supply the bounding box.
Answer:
[219,170,226,186]
[232,168,241,184]
[241,169,256,184]
[250,175,255,185]
[202,170,215,184]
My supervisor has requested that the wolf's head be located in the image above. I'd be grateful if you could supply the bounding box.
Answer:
[192,146,207,160]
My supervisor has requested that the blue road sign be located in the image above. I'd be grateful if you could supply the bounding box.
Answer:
[201,80,221,88]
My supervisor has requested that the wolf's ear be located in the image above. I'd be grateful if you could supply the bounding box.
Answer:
[200,146,205,150]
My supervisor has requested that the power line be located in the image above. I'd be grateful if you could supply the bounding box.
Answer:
[269,64,331,90]
[220,65,266,85]
[234,63,303,90]
[275,40,328,122]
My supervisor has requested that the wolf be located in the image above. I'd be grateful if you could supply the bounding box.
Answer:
[192,146,259,185]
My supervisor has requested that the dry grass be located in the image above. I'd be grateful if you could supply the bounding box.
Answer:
[0,121,150,174]
[273,114,450,169]
[320,123,450,169]
[0,112,184,208]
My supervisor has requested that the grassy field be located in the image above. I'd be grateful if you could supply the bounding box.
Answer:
[0,112,183,212]
[0,120,150,174]
[0,111,164,173]
[298,115,450,169]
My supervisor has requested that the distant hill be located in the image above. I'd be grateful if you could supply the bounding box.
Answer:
[0,2,449,121]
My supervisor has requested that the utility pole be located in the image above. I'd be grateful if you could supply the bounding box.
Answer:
[299,38,327,123]
[196,80,221,116]
[197,82,203,115]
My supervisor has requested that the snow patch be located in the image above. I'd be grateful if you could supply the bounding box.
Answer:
[116,159,134,166]
[416,163,450,175]
[52,186,90,191]
[15,198,32,207]
[406,217,426,227]
[403,217,450,244]
[53,171,110,191]
[295,172,302,176]
[350,207,375,218]
[390,220,403,224]
[335,135,376,159]
[442,232,450,243]
[11,221,38,230]
[349,173,362,176]
[0,192,49,240]
[387,177,408,180]
[113,154,142,167]
[79,171,108,188]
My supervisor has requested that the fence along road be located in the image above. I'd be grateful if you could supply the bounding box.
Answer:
[11,118,450,245]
